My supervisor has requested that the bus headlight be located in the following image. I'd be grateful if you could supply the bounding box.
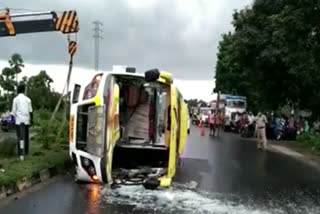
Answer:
[80,156,98,181]
[83,73,103,100]
[88,166,96,176]
[82,158,90,167]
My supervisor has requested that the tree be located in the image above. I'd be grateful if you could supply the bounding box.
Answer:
[0,54,25,96]
[185,99,208,108]
[215,0,320,115]
[26,71,61,111]
[9,53,24,83]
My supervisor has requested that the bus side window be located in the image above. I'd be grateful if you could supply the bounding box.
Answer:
[72,84,81,104]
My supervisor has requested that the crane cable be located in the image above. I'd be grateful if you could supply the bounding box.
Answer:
[48,32,77,137]
[53,33,78,144]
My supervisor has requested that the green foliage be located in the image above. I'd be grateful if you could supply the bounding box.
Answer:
[185,99,208,108]
[297,132,320,151]
[278,104,291,118]
[0,137,16,157]
[0,54,24,95]
[0,55,61,112]
[33,109,68,149]
[9,54,24,75]
[215,0,320,114]
[0,141,68,186]
[26,71,61,111]
[0,54,69,187]
[0,95,7,113]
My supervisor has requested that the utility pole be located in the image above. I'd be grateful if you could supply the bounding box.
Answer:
[93,21,103,71]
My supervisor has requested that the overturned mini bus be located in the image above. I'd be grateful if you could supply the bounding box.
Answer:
[69,68,188,188]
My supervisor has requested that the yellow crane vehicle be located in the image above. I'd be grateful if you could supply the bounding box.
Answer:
[69,67,189,189]
[0,8,78,37]
[0,8,79,89]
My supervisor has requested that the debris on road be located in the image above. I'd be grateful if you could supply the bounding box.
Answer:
[186,180,198,190]
[100,184,278,214]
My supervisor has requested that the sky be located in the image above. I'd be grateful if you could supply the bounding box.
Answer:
[0,0,252,101]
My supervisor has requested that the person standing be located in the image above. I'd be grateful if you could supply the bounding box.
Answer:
[255,112,268,150]
[215,110,223,137]
[313,119,320,133]
[287,115,296,140]
[12,84,33,160]
[209,110,216,136]
[239,112,248,134]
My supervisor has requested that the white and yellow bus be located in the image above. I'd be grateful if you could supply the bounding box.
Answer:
[69,67,188,188]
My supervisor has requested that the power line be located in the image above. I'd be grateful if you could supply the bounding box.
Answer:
[93,20,103,72]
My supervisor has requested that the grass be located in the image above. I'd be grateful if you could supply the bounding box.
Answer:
[280,140,320,157]
[0,138,69,187]
[0,109,70,188]
[0,137,16,157]
[296,132,320,152]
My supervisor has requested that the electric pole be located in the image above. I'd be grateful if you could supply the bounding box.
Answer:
[93,21,103,71]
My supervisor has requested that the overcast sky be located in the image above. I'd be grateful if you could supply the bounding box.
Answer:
[0,0,252,100]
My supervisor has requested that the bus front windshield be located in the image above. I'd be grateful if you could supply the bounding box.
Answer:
[227,100,246,108]
[200,109,211,115]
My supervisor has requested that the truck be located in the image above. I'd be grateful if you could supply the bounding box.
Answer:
[210,94,247,131]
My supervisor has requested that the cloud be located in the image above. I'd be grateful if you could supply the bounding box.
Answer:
[1,0,252,82]
[0,60,215,101]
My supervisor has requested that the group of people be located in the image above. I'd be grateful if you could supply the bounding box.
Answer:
[235,111,320,149]
[196,107,320,152]
[267,114,319,140]
[208,110,225,137]
[201,110,268,150]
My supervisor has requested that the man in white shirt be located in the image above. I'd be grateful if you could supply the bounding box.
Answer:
[12,84,33,157]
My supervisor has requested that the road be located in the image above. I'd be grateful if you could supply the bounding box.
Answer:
[1,125,320,214]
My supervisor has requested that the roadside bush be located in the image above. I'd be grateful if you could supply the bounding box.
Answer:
[297,132,320,151]
[33,109,68,149]
[33,109,52,127]
[0,137,16,157]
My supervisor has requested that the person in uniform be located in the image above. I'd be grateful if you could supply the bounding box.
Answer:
[255,112,268,150]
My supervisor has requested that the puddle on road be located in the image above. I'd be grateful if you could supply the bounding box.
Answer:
[99,184,320,214]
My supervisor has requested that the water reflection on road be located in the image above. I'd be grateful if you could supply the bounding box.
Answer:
[1,127,320,214]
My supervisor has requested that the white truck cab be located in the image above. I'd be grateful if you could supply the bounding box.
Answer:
[210,94,247,130]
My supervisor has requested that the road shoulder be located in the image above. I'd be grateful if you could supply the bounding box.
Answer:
[267,140,320,170]
[0,175,63,209]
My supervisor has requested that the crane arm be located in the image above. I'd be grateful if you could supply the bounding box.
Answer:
[0,9,79,37]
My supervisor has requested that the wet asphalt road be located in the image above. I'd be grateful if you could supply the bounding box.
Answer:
[1,125,320,214]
